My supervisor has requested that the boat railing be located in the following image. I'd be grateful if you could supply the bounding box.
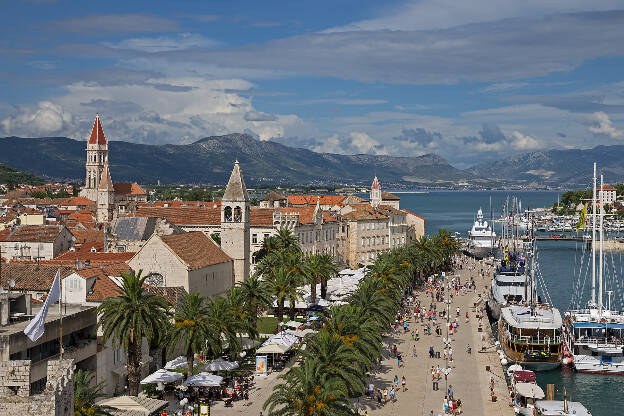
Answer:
[574,337,624,347]
[505,332,562,345]
[566,309,624,324]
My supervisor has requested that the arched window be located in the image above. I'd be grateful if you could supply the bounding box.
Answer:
[224,206,232,222]
[233,206,242,222]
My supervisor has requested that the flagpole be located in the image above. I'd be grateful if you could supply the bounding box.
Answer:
[59,269,63,360]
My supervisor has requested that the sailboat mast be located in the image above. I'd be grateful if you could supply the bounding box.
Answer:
[591,162,597,306]
[599,174,604,312]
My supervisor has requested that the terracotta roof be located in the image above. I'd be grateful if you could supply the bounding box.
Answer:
[597,185,616,191]
[88,114,107,145]
[381,191,400,201]
[376,205,405,215]
[261,191,286,201]
[146,286,187,305]
[160,232,231,270]
[2,225,66,243]
[87,274,122,302]
[342,205,389,221]
[0,263,74,291]
[250,208,275,226]
[135,206,220,225]
[401,209,426,221]
[142,200,220,208]
[63,197,94,206]
[287,195,347,206]
[113,182,146,196]
[52,251,135,264]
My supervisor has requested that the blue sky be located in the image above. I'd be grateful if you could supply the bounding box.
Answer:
[2,1,624,169]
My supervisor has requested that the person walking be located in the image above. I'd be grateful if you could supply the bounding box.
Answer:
[401,376,406,392]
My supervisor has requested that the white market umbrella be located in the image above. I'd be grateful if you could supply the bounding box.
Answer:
[165,356,199,370]
[184,372,224,387]
[284,320,301,329]
[201,358,239,372]
[256,343,290,354]
[141,369,184,384]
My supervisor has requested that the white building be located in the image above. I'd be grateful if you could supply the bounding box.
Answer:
[0,225,73,260]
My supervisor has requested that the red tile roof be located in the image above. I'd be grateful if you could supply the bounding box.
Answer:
[63,197,94,206]
[135,206,220,225]
[113,182,146,196]
[88,114,107,145]
[381,191,400,201]
[401,209,426,221]
[160,232,232,270]
[86,273,122,301]
[2,225,66,243]
[0,263,74,291]
[52,251,135,264]
[274,207,337,224]
[287,195,347,206]
[597,185,616,191]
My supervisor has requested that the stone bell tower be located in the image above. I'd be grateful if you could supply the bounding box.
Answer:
[220,161,250,282]
[370,176,382,208]
[80,114,109,201]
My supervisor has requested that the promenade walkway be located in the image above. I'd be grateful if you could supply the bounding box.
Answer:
[217,255,513,415]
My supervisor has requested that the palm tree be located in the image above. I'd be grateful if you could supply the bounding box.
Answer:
[97,270,170,396]
[227,286,258,340]
[167,293,217,378]
[274,227,301,252]
[303,328,366,397]
[74,369,112,415]
[264,360,353,416]
[317,254,338,300]
[264,267,299,326]
[236,274,272,332]
[205,295,245,360]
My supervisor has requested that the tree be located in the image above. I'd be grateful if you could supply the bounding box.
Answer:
[236,274,272,332]
[167,293,216,378]
[73,369,112,415]
[205,295,245,360]
[264,267,299,325]
[316,254,338,300]
[97,270,170,396]
[264,359,353,416]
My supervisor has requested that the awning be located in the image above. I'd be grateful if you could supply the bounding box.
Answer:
[201,358,239,372]
[184,372,223,387]
[514,382,545,399]
[140,369,183,384]
[256,343,290,354]
[513,370,536,383]
[97,396,168,415]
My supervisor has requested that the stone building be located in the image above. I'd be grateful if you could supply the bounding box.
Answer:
[106,216,183,253]
[0,359,74,416]
[220,161,250,283]
[78,114,146,223]
[259,191,287,208]
[0,225,73,260]
[0,293,97,395]
[128,231,234,298]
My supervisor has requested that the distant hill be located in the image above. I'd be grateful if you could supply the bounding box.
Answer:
[0,162,44,186]
[0,134,477,186]
[467,145,624,188]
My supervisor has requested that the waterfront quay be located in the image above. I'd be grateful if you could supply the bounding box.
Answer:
[217,255,513,416]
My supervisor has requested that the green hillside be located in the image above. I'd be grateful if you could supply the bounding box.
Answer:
[0,162,44,186]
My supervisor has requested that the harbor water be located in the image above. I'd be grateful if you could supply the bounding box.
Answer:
[395,190,622,416]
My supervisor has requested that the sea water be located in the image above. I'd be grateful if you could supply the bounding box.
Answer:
[394,190,622,416]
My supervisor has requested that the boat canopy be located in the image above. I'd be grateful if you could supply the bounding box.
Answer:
[495,274,527,283]
[513,370,536,383]
[573,322,624,330]
[501,305,562,329]
[514,382,545,399]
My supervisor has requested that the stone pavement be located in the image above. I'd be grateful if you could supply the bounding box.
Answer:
[356,255,514,416]
[216,255,514,415]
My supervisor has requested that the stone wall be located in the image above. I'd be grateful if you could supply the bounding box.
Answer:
[0,359,74,416]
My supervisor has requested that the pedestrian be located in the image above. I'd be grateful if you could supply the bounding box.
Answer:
[401,376,406,392]
[394,375,399,389]
[393,344,398,357]
[412,344,417,357]
[377,389,382,405]
[244,390,249,406]
[449,347,453,362]
[448,384,454,400]
[390,386,395,401]
[429,346,435,358]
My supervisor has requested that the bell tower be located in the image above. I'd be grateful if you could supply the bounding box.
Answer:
[80,113,109,201]
[220,161,250,282]
[96,163,114,223]
[370,176,382,208]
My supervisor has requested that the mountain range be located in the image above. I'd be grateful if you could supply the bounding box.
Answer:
[0,134,476,186]
[1,134,622,188]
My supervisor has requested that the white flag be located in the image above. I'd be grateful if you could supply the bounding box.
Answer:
[24,270,61,342]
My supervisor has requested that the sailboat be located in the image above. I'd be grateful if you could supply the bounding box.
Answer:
[498,214,563,371]
[563,163,624,375]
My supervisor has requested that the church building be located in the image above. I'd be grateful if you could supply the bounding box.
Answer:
[79,114,147,223]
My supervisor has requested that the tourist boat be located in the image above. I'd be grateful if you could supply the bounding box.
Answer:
[487,251,531,320]
[510,368,593,415]
[564,163,624,375]
[465,208,497,259]
[498,220,563,371]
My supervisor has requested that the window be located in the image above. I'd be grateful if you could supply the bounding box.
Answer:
[371,223,375,230]
[224,206,232,222]
[252,234,258,244]
[361,224,365,231]
[233,206,242,222]
[401,237,405,245]
[264,233,270,241]
[372,238,376,246]
[361,237,365,247]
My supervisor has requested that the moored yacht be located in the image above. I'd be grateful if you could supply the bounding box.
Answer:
[465,208,497,259]
[487,252,530,320]
[564,163,624,375]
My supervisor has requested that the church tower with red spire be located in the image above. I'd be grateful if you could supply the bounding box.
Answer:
[370,176,381,208]
[80,114,109,201]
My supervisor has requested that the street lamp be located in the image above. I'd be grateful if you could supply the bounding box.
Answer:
[444,297,452,396]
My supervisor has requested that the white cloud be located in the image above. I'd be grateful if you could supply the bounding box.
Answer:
[309,132,388,155]
[0,77,308,144]
[1,101,73,136]
[588,111,623,139]
[105,33,219,52]
[326,0,624,32]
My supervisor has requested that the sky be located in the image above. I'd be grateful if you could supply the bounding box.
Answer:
[2,1,624,169]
